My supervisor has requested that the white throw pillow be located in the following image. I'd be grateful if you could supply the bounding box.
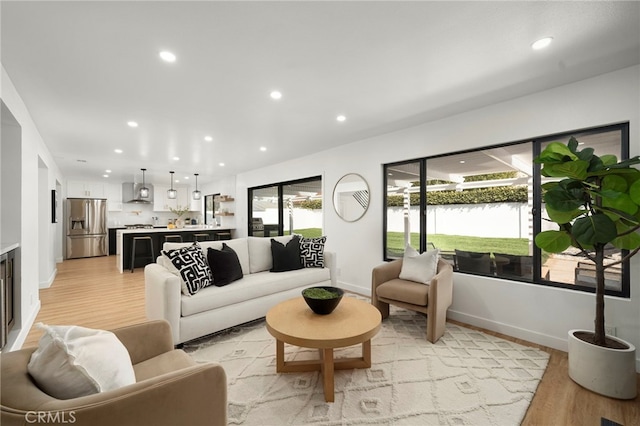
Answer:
[247,235,292,273]
[27,323,136,400]
[399,245,440,284]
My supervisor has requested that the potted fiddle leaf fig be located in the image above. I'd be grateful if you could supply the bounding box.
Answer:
[534,137,640,399]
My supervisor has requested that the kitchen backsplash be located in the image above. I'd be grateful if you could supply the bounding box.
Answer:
[107,203,203,227]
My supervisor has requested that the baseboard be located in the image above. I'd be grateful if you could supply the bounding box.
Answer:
[39,267,57,289]
[5,300,40,351]
[338,281,370,297]
[447,309,569,352]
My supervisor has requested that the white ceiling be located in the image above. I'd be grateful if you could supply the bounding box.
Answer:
[2,1,639,186]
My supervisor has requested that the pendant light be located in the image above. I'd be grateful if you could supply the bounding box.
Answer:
[167,171,177,199]
[192,173,202,200]
[139,168,149,198]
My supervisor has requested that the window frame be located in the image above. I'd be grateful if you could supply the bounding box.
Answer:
[248,175,322,237]
[382,122,631,298]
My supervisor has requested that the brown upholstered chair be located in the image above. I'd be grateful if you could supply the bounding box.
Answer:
[1,320,227,426]
[372,258,454,343]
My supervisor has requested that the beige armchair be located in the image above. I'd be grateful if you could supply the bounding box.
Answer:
[372,259,454,343]
[1,320,227,426]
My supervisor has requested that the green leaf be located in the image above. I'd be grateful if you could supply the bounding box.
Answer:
[541,181,559,191]
[568,137,579,153]
[600,154,618,166]
[547,161,589,180]
[601,193,639,217]
[612,155,640,168]
[572,214,618,245]
[601,175,628,193]
[630,180,640,205]
[545,206,583,224]
[535,230,572,253]
[611,222,640,250]
[576,147,594,162]
[544,188,584,212]
[535,142,578,164]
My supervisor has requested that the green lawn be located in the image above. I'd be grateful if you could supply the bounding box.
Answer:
[387,232,529,257]
[285,228,323,238]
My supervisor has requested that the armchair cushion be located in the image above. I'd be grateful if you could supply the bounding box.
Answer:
[376,278,429,306]
[26,323,136,400]
[399,245,439,284]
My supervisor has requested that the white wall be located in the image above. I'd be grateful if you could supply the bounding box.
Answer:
[227,65,640,370]
[388,203,530,238]
[1,65,64,350]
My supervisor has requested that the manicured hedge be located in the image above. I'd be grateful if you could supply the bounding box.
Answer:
[387,186,528,206]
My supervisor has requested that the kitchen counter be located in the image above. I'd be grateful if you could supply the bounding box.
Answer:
[0,242,19,256]
[115,226,233,273]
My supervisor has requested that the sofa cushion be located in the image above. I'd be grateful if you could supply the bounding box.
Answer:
[181,267,330,316]
[207,244,244,286]
[376,278,429,306]
[399,245,440,284]
[163,244,213,296]
[163,238,250,275]
[27,324,136,400]
[299,236,326,267]
[271,236,303,272]
[248,235,293,273]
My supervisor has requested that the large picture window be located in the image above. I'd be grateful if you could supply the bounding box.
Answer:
[249,176,323,238]
[383,123,630,298]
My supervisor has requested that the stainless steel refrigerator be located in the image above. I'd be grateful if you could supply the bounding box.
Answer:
[66,198,108,259]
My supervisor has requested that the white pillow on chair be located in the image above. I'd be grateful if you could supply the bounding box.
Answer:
[399,245,440,284]
[27,323,136,400]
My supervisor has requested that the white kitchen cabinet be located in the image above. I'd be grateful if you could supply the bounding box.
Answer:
[153,184,189,212]
[67,180,106,198]
[106,183,123,211]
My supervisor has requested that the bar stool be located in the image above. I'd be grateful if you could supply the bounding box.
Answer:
[164,234,183,243]
[215,232,231,241]
[193,233,210,242]
[130,236,155,273]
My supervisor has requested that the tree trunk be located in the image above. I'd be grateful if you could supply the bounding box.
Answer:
[593,246,606,346]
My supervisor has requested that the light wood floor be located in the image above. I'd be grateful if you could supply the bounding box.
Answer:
[25,256,640,426]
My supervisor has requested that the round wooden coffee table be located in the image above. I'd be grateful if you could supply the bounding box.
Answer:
[265,296,381,402]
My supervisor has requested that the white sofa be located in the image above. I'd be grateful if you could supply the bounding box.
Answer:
[144,236,336,345]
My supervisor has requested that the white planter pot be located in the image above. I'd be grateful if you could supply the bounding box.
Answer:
[568,329,637,399]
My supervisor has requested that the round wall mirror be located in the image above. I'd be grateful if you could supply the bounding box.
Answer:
[333,173,370,222]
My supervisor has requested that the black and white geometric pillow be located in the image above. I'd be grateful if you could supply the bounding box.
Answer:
[299,236,326,268]
[162,244,213,296]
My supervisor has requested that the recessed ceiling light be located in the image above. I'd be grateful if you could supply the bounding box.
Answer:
[159,51,176,63]
[173,156,180,161]
[219,162,225,167]
[270,91,282,100]
[184,176,189,180]
[336,115,346,122]
[532,37,553,50]
[105,169,112,173]
[127,121,138,128]
[204,136,213,142]
[114,149,123,154]
[103,174,109,178]
[459,160,465,164]
[260,146,267,152]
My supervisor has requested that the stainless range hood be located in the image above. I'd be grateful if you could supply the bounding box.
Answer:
[122,182,154,204]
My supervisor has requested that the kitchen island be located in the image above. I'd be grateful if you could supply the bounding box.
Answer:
[116,226,233,273]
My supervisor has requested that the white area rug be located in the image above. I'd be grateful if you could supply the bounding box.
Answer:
[184,300,549,425]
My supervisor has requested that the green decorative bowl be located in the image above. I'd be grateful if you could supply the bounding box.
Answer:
[302,286,344,315]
